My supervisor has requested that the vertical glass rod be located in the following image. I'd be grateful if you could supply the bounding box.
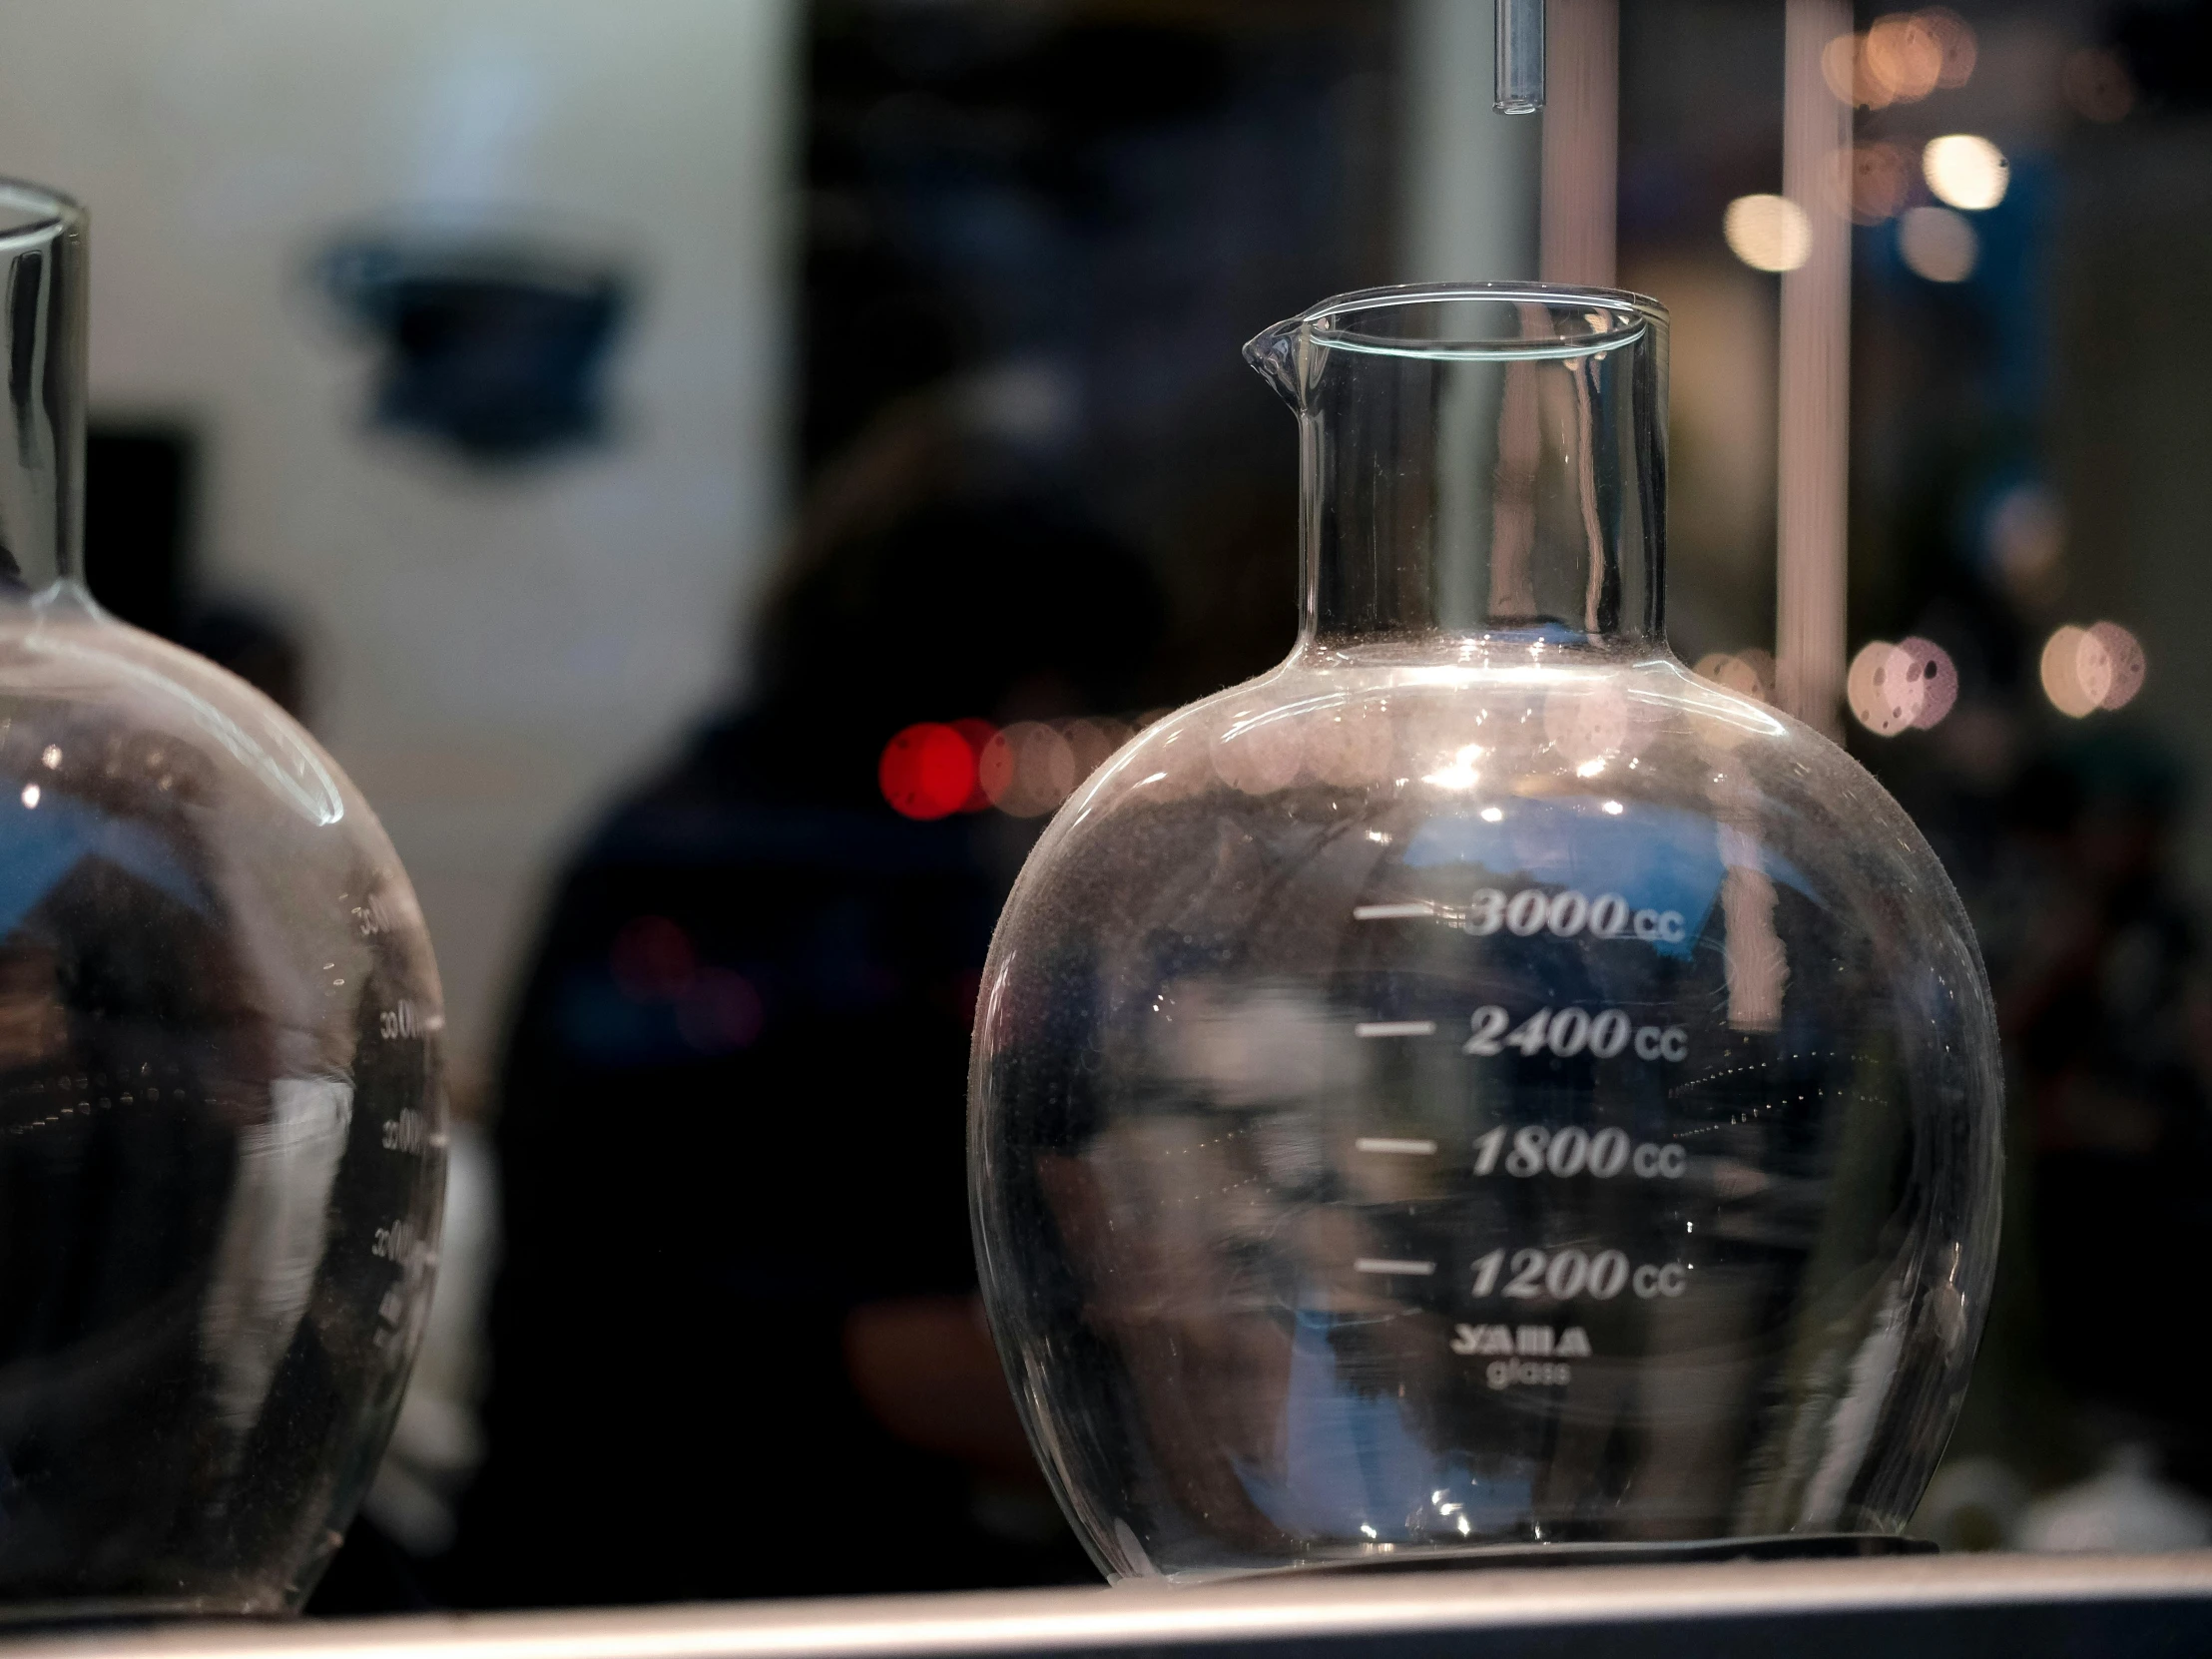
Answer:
[1495,0,1545,113]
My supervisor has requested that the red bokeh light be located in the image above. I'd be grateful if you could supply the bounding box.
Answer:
[879,722,978,820]
[950,718,997,813]
[612,914,697,998]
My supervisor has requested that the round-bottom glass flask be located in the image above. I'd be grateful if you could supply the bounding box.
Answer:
[970,285,2000,1579]
[0,185,445,1617]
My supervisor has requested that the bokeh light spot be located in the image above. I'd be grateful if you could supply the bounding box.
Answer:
[1900,206,1978,282]
[612,915,697,999]
[1695,650,1774,703]
[981,721,1078,818]
[1825,13,1969,107]
[1865,13,1945,103]
[1214,717,1305,796]
[1920,7,1977,87]
[1724,194,1812,273]
[879,722,976,820]
[1849,641,1923,737]
[1063,718,1128,783]
[2062,47,2135,124]
[1987,483,2066,601]
[1897,637,1958,730]
[2088,622,2146,711]
[1923,134,2009,210]
[676,966,766,1053]
[2035,623,2148,718]
[2040,626,2099,719]
[1822,33,1878,107]
[1735,648,1776,700]
[1544,683,1631,770]
[950,718,998,813]
[1839,142,1914,225]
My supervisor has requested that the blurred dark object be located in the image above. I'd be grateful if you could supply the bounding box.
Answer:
[447,386,1160,1607]
[85,424,194,638]
[304,1514,438,1618]
[1991,736,2212,1465]
[802,11,1232,473]
[320,235,630,465]
[180,600,310,723]
[804,0,1394,703]
[450,0,1392,1610]
[758,412,1164,737]
[2112,1,2212,109]
[83,423,311,722]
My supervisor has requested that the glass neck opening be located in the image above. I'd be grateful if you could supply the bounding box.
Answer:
[1247,283,1669,662]
[0,183,87,599]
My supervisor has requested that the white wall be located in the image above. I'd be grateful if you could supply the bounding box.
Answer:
[0,0,800,1096]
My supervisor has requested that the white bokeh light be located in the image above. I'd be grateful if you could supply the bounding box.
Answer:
[2040,627,2099,718]
[1900,206,1978,282]
[1924,134,2009,210]
[1724,194,1812,273]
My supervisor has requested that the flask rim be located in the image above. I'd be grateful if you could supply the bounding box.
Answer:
[0,179,83,251]
[1249,280,1667,366]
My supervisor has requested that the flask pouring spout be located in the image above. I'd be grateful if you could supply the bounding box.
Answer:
[1242,318,1305,410]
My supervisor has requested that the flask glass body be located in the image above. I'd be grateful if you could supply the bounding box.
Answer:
[0,184,445,1618]
[969,284,2000,1578]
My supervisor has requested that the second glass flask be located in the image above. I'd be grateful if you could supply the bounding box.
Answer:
[970,285,2001,1575]
[0,183,446,1617]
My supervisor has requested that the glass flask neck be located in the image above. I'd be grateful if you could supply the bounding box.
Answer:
[0,184,86,598]
[1246,283,1669,661]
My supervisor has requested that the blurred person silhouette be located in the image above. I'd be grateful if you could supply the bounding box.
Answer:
[1983,734,2212,1481]
[447,373,1162,1607]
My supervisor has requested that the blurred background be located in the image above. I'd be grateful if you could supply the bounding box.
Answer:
[0,0,2204,1610]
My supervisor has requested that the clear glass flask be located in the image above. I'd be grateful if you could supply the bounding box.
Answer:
[970,284,2001,1577]
[0,184,444,1617]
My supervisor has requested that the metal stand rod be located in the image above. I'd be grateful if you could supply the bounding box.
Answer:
[1538,0,1616,284]
[1775,0,1853,738]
